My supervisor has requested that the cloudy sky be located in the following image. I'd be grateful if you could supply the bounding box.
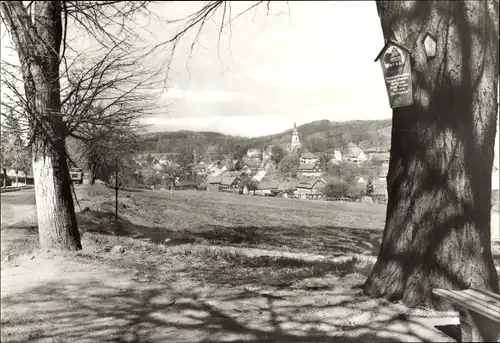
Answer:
[1,1,394,137]
[145,1,393,137]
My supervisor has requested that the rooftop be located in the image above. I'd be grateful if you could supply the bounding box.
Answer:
[257,180,279,190]
[297,179,325,189]
[207,176,222,184]
[221,176,238,186]
[301,152,319,159]
[298,163,319,170]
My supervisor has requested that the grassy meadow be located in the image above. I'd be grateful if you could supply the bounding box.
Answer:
[76,185,386,260]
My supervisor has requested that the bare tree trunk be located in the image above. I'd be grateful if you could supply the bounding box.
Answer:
[1,2,81,250]
[364,0,499,313]
[88,162,98,185]
[15,171,18,186]
[3,168,7,188]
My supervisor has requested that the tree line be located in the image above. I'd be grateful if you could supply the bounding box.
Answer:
[137,118,392,157]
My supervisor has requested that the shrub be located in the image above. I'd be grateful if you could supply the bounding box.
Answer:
[323,179,351,198]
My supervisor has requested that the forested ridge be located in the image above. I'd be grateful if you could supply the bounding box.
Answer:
[139,119,393,156]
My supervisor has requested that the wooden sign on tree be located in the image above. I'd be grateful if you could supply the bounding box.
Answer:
[375,40,414,108]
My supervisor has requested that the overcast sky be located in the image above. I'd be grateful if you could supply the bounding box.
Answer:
[147,1,393,137]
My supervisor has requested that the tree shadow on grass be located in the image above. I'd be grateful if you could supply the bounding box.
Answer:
[77,209,197,246]
[77,209,382,259]
[0,265,455,343]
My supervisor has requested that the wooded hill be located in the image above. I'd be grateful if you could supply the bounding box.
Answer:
[138,119,393,158]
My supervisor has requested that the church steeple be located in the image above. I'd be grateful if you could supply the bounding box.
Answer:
[291,122,300,152]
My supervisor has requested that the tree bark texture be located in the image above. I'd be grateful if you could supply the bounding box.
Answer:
[1,2,81,250]
[364,0,499,309]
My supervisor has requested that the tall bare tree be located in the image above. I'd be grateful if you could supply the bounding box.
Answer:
[0,1,158,250]
[1,2,82,249]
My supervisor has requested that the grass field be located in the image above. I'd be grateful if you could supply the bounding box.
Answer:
[76,186,386,260]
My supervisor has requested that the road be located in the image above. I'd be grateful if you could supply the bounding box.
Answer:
[1,188,37,227]
[1,188,38,258]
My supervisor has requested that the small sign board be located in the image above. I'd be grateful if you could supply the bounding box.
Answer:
[375,41,413,108]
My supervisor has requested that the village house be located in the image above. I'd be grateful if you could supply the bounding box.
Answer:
[262,160,278,176]
[207,175,222,191]
[328,150,343,164]
[297,162,323,178]
[277,178,299,197]
[197,161,207,171]
[174,180,199,191]
[363,147,390,158]
[296,179,326,200]
[300,152,320,165]
[208,164,227,176]
[241,165,252,175]
[254,180,279,196]
[369,152,390,177]
[251,170,267,182]
[224,170,247,178]
[355,176,367,187]
[343,142,367,163]
[363,147,380,156]
[372,176,388,203]
[219,176,241,193]
[371,152,390,164]
[246,148,261,158]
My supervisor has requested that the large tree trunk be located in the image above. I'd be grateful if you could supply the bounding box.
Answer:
[1,2,81,250]
[2,168,7,188]
[364,0,499,313]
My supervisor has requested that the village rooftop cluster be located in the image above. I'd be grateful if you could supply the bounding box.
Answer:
[134,123,394,203]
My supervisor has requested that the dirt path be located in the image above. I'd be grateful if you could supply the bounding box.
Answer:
[1,248,457,343]
[1,189,39,259]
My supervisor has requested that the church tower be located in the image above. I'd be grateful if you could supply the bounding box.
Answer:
[290,122,300,152]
